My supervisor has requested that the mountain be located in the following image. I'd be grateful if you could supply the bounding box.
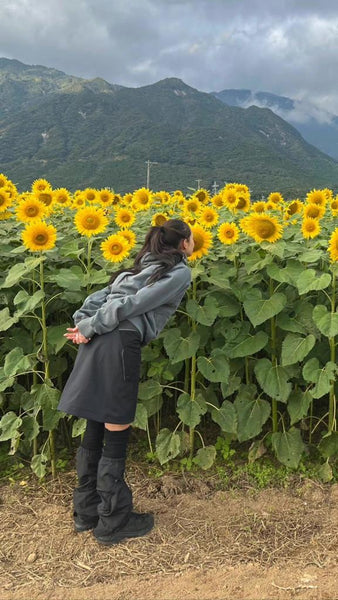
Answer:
[212,88,338,160]
[1,58,338,196]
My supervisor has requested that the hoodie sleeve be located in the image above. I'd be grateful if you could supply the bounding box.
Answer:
[72,286,111,325]
[77,267,191,338]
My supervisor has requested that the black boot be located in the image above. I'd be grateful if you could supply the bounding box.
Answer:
[73,446,101,532]
[93,456,154,545]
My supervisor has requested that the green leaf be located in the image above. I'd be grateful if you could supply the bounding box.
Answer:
[53,266,84,291]
[21,415,40,442]
[302,359,337,398]
[163,328,200,363]
[316,461,333,483]
[296,270,331,295]
[229,330,268,358]
[221,375,241,399]
[177,392,207,428]
[13,290,45,316]
[216,295,240,318]
[0,372,15,392]
[0,307,18,332]
[234,385,271,442]
[47,324,69,354]
[30,383,61,431]
[287,389,312,425]
[31,453,48,478]
[318,432,338,459]
[4,347,32,377]
[266,260,304,285]
[138,379,162,400]
[1,257,41,288]
[243,291,287,327]
[312,305,338,338]
[155,428,181,465]
[254,359,292,403]
[186,295,219,326]
[0,411,22,441]
[248,439,267,463]
[132,403,148,431]
[211,400,237,433]
[197,349,230,383]
[281,333,316,366]
[271,428,306,469]
[243,250,272,274]
[141,395,163,417]
[193,446,216,470]
[72,418,87,437]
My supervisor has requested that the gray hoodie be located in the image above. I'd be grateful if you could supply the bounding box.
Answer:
[74,252,191,345]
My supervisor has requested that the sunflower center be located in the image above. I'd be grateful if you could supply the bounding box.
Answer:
[193,233,203,251]
[236,197,246,209]
[110,243,122,254]
[35,234,48,245]
[205,212,214,222]
[307,206,320,218]
[331,201,338,210]
[84,216,100,229]
[288,203,298,215]
[196,191,206,201]
[188,202,198,212]
[39,193,53,206]
[306,222,316,232]
[225,229,235,238]
[155,215,166,226]
[122,214,131,222]
[0,195,6,206]
[27,206,39,216]
[256,220,277,239]
[86,192,96,201]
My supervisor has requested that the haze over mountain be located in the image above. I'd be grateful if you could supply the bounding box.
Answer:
[1,58,338,197]
[212,89,338,161]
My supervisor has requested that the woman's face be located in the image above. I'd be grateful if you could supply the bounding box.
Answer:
[181,232,194,257]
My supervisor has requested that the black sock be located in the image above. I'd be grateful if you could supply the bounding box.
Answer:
[102,427,130,460]
[81,419,105,451]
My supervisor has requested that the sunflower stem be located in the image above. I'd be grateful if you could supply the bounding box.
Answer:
[328,271,336,433]
[86,238,94,293]
[189,278,198,459]
[269,278,278,433]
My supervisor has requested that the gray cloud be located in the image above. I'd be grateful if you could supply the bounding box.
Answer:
[1,0,338,112]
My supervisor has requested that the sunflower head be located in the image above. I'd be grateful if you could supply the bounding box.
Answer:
[122,193,133,205]
[152,212,168,227]
[330,198,338,215]
[234,192,251,213]
[22,221,57,252]
[303,203,325,220]
[267,192,284,204]
[301,217,321,239]
[115,207,135,228]
[100,234,130,263]
[35,190,54,212]
[0,173,9,188]
[252,201,267,214]
[306,189,327,207]
[16,197,47,223]
[286,199,303,216]
[133,188,152,210]
[0,189,12,212]
[189,224,212,261]
[74,206,109,237]
[198,206,219,228]
[240,214,283,243]
[185,198,202,214]
[211,193,225,208]
[31,178,52,194]
[328,228,338,262]
[117,229,136,249]
[97,189,114,206]
[222,188,238,211]
[53,188,71,207]
[194,189,210,204]
[218,222,239,245]
[83,188,98,203]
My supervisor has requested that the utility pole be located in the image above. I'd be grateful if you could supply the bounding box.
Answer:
[145,160,158,189]
[212,181,219,195]
[195,179,202,189]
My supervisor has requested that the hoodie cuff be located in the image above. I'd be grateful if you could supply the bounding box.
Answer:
[77,318,95,339]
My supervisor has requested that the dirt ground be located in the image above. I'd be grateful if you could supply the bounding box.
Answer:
[0,463,337,600]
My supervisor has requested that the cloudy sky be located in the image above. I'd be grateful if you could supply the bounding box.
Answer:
[2,0,338,114]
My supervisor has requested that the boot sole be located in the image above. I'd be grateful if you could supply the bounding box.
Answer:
[74,520,98,533]
[94,519,154,546]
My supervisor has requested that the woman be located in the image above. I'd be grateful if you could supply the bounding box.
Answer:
[58,219,194,546]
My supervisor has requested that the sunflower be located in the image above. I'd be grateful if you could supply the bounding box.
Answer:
[83,188,98,203]
[35,190,54,213]
[16,197,47,223]
[266,201,282,211]
[0,189,12,212]
[301,217,321,239]
[252,201,267,214]
[189,224,212,261]
[267,192,284,204]
[184,198,202,214]
[114,207,135,228]
[97,189,113,206]
[235,183,250,195]
[218,222,239,245]
[133,188,152,210]
[234,193,251,213]
[328,228,338,261]
[3,183,17,199]
[240,214,283,243]
[122,193,133,205]
[118,228,136,249]
[211,193,225,208]
[53,188,71,207]
[198,206,219,228]
[31,178,52,194]
[194,188,210,204]
[100,234,130,263]
[174,195,186,208]
[151,212,168,227]
[306,189,327,207]
[322,188,333,201]
[303,203,325,220]
[72,194,86,209]
[0,211,12,220]
[0,173,9,188]
[74,207,109,237]
[330,198,338,216]
[21,221,57,252]
[222,188,238,211]
[286,199,303,216]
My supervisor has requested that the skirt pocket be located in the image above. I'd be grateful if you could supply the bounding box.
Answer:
[119,330,142,383]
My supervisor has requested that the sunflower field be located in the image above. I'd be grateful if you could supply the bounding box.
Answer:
[0,174,337,479]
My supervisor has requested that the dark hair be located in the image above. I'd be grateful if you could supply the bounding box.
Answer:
[108,219,191,285]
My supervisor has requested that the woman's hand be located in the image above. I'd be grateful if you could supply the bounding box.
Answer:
[64,327,91,344]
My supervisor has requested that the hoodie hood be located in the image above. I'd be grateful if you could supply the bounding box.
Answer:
[140,252,187,267]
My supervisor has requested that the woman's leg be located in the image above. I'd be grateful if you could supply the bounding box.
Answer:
[93,422,154,545]
[73,420,104,532]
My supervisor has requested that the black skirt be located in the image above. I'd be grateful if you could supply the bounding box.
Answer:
[58,321,142,424]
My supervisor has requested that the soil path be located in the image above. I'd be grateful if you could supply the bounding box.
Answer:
[0,469,337,600]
